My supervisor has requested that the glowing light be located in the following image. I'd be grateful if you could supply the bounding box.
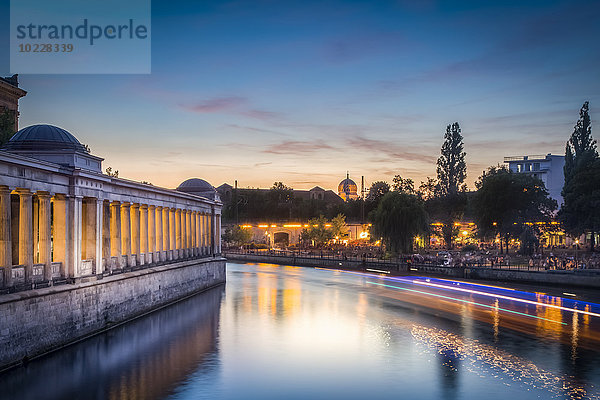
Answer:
[283,224,302,228]
[359,231,369,239]
[258,224,269,228]
[563,292,576,297]
[366,268,390,274]
[241,225,252,228]
[462,231,468,236]
[367,281,567,325]
[270,224,277,227]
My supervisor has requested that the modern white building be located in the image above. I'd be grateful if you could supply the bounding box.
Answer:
[504,153,565,206]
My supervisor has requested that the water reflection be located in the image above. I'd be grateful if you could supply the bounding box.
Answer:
[2,264,600,400]
[0,286,223,400]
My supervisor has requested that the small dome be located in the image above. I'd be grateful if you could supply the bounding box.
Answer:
[177,178,214,192]
[2,124,89,152]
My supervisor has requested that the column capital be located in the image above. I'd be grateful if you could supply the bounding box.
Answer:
[140,204,148,210]
[0,185,11,194]
[121,202,131,208]
[36,191,51,199]
[110,200,121,206]
[53,193,69,200]
[148,204,156,210]
[15,188,32,196]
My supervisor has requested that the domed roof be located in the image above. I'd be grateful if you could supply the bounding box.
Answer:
[177,178,215,192]
[2,124,88,152]
[338,177,358,193]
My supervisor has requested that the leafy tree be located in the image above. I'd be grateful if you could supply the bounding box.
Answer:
[435,122,467,248]
[222,226,253,246]
[267,182,294,220]
[564,101,597,185]
[473,166,557,254]
[301,215,334,246]
[0,108,16,146]
[560,101,599,251]
[370,191,429,254]
[417,177,438,200]
[330,213,348,239]
[437,122,467,197]
[559,159,600,251]
[366,181,390,202]
[392,175,415,194]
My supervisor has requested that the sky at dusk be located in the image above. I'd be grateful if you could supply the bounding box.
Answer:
[1,0,599,191]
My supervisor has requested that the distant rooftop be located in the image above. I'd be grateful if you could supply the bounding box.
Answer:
[504,153,563,162]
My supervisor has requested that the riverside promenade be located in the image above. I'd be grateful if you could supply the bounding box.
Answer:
[225,249,600,290]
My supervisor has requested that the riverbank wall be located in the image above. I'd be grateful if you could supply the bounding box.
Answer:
[226,252,600,289]
[0,258,226,371]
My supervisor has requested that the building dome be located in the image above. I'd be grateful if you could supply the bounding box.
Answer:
[338,174,359,201]
[177,178,220,201]
[338,178,357,194]
[2,124,88,152]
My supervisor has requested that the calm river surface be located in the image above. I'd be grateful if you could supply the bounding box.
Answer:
[2,262,600,400]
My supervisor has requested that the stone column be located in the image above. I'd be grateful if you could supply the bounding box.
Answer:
[95,198,103,275]
[191,211,197,257]
[121,203,131,267]
[163,207,171,261]
[217,212,221,254]
[181,209,187,258]
[201,213,206,255]
[102,201,111,271]
[70,195,83,278]
[17,189,33,282]
[0,186,12,286]
[52,194,68,278]
[110,201,122,269]
[37,192,52,281]
[184,209,190,257]
[140,204,148,265]
[33,198,39,264]
[148,205,156,263]
[195,211,200,257]
[131,204,140,265]
[211,208,216,256]
[156,206,163,262]
[169,208,175,260]
[175,209,182,259]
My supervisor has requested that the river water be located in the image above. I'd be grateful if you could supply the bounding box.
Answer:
[1,262,600,400]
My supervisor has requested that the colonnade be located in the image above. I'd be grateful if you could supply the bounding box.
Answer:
[0,185,221,288]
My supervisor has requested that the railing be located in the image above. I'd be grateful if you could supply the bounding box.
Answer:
[224,248,582,273]
[1,251,220,294]
[504,155,548,162]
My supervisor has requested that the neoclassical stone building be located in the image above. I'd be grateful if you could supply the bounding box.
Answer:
[0,124,222,290]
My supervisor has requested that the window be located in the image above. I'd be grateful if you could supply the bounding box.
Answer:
[517,164,523,172]
[525,163,531,172]
[533,163,540,171]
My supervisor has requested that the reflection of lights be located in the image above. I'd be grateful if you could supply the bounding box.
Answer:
[359,231,369,239]
[367,281,567,325]
[462,231,468,236]
[563,292,576,297]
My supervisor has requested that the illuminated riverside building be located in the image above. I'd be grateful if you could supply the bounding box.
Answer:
[0,124,222,289]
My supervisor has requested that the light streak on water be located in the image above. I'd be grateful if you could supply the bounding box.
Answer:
[367,281,567,325]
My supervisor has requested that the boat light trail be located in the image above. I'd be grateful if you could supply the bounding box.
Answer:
[407,279,600,319]
[311,267,600,319]
[367,281,567,325]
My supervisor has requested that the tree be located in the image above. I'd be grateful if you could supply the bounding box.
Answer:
[559,159,600,251]
[437,122,467,197]
[417,177,437,200]
[560,101,599,251]
[222,226,253,247]
[330,213,348,239]
[367,181,390,202]
[370,191,429,254]
[268,182,294,219]
[564,101,597,185]
[473,166,557,254]
[435,122,467,248]
[392,175,415,194]
[301,215,334,246]
[0,108,15,146]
